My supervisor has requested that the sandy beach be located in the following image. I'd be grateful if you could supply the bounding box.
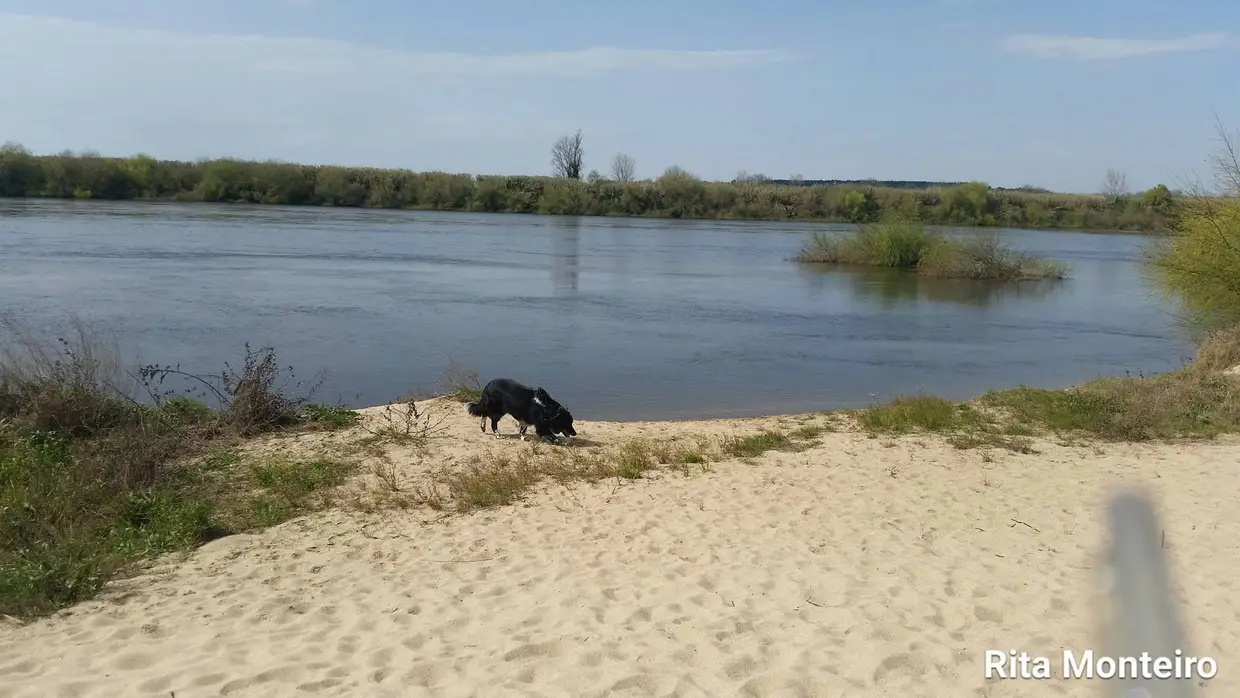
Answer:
[1,400,1237,697]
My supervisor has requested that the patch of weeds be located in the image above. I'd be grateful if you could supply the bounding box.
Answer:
[1001,422,1038,437]
[243,495,298,529]
[139,343,322,436]
[980,387,1122,436]
[610,441,659,479]
[946,431,1038,454]
[114,489,218,557]
[159,396,213,424]
[422,436,720,514]
[721,431,793,458]
[980,371,1240,441]
[857,395,983,434]
[353,457,421,512]
[302,403,360,429]
[790,424,827,441]
[235,457,353,529]
[854,394,1039,453]
[671,448,711,475]
[0,316,358,619]
[434,453,544,512]
[361,397,449,449]
[678,450,708,465]
[251,457,350,496]
[0,428,220,618]
[370,458,403,492]
[718,425,826,460]
[196,448,242,473]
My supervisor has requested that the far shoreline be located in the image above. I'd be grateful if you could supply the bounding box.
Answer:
[0,194,1170,236]
[0,147,1179,234]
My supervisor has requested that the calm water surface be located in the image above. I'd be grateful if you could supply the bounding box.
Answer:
[0,199,1191,420]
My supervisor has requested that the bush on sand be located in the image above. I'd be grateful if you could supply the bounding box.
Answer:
[0,319,357,619]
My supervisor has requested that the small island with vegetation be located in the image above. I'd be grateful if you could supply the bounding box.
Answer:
[791,218,1070,281]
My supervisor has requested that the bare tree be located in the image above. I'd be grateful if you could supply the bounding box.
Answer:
[1101,168,1129,198]
[1208,112,1240,196]
[610,153,636,182]
[551,130,584,180]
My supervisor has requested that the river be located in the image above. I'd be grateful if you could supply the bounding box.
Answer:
[0,199,1189,420]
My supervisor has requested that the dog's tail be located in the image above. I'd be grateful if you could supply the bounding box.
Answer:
[466,400,488,418]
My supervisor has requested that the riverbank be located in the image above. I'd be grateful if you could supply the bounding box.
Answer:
[2,399,1238,697]
[0,147,1176,232]
[3,319,1238,694]
[3,323,1238,615]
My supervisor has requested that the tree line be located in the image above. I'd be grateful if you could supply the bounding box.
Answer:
[0,140,1178,232]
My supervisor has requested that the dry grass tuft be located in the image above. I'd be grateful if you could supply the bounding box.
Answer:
[405,426,823,515]
[359,397,451,450]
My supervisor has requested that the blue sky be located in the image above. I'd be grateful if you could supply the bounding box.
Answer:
[0,0,1236,193]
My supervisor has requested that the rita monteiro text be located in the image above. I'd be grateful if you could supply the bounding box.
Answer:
[984,649,1218,680]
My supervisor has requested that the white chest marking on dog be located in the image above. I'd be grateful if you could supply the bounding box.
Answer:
[532,396,545,407]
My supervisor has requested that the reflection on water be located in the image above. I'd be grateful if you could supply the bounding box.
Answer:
[797,265,1066,309]
[550,217,580,293]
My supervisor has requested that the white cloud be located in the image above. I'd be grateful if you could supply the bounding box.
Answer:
[0,12,799,170]
[1001,32,1233,60]
[0,13,797,80]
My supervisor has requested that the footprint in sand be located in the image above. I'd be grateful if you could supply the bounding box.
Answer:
[502,640,566,662]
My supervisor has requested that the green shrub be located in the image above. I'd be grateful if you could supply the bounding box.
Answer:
[794,219,1068,280]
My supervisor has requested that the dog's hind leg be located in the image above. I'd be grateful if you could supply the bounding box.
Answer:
[490,416,502,438]
[479,415,488,433]
[517,422,529,441]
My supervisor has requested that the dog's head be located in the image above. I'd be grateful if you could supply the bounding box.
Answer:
[533,387,577,438]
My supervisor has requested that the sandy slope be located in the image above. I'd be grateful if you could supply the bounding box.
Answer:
[1,400,1238,697]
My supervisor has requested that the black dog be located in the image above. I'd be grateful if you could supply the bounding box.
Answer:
[466,378,576,442]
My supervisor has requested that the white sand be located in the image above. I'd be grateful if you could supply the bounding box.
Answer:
[1,401,1238,697]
